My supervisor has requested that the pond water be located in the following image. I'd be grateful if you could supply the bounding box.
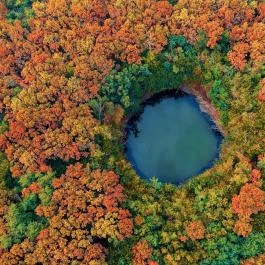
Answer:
[126,92,222,185]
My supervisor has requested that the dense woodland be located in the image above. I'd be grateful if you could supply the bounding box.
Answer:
[0,0,264,264]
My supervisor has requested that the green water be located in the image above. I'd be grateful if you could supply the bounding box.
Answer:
[126,95,222,185]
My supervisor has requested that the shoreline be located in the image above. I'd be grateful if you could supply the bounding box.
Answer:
[181,84,227,136]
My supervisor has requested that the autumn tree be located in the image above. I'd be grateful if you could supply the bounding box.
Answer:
[132,240,158,265]
[232,178,265,237]
[186,220,205,241]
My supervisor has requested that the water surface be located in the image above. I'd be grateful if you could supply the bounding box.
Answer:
[126,93,222,185]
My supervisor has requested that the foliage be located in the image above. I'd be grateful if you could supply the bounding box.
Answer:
[186,220,206,241]
[0,0,265,264]
[0,152,12,189]
[200,232,265,265]
[0,163,133,264]
[132,240,158,265]
[0,194,48,248]
[100,64,151,113]
[4,0,35,27]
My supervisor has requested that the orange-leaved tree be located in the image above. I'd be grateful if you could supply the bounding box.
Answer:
[186,220,206,241]
[231,169,265,237]
[132,240,158,265]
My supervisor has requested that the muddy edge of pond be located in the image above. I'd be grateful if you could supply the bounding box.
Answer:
[181,84,227,136]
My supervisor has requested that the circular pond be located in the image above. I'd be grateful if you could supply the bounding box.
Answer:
[126,91,223,185]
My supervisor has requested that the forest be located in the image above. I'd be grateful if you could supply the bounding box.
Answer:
[0,0,265,264]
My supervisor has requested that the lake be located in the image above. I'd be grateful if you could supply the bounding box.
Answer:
[126,91,222,185]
